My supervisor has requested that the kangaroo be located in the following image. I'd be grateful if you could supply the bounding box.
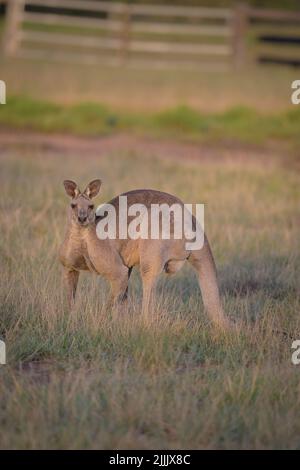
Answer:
[59,179,228,327]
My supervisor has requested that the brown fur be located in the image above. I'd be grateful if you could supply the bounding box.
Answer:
[59,180,228,327]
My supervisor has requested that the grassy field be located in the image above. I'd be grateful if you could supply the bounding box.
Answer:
[1,45,299,151]
[1,14,300,447]
[0,137,299,449]
[0,53,297,113]
[1,96,300,150]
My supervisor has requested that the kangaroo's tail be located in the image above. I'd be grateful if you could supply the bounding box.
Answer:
[188,234,229,328]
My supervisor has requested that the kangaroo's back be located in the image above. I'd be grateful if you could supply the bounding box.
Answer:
[96,189,183,222]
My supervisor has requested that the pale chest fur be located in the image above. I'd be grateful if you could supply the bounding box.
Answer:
[59,228,90,271]
[59,225,120,275]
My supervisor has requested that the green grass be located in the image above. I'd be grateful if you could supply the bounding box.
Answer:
[0,140,299,449]
[1,96,300,147]
[0,53,297,113]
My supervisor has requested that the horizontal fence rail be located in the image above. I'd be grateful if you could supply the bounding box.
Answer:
[249,7,300,22]
[19,30,232,55]
[2,0,300,68]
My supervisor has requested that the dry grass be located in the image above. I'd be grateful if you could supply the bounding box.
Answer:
[0,54,297,113]
[0,140,299,449]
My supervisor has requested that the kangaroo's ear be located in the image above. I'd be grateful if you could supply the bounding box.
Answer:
[83,179,102,199]
[63,180,80,198]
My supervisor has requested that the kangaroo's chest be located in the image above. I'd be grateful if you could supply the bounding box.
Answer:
[60,234,93,272]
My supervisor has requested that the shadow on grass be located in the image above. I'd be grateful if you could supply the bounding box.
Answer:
[220,254,299,301]
[151,253,299,313]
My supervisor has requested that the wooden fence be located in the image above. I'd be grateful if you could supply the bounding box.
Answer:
[248,7,300,67]
[2,0,300,68]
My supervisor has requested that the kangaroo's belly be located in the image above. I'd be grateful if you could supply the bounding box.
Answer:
[108,238,140,268]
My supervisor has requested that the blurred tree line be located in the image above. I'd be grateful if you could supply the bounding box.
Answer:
[126,0,299,9]
[0,0,299,17]
[0,2,6,16]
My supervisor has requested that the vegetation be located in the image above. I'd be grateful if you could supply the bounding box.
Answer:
[129,0,300,9]
[1,96,300,148]
[0,139,299,449]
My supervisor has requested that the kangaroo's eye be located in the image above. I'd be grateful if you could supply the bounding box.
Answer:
[71,203,77,209]
[88,204,94,210]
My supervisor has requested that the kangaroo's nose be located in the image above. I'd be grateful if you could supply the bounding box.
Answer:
[78,215,87,223]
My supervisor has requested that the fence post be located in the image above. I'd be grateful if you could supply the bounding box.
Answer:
[120,2,131,64]
[2,0,25,56]
[232,3,249,68]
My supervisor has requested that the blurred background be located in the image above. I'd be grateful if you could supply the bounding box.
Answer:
[0,0,300,116]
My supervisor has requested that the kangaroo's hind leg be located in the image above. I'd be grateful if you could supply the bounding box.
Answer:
[140,252,166,316]
[109,265,132,313]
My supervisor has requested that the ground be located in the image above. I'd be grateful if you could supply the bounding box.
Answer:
[0,55,298,112]
[0,130,299,449]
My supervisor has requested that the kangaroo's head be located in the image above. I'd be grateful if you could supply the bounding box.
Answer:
[63,179,101,227]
